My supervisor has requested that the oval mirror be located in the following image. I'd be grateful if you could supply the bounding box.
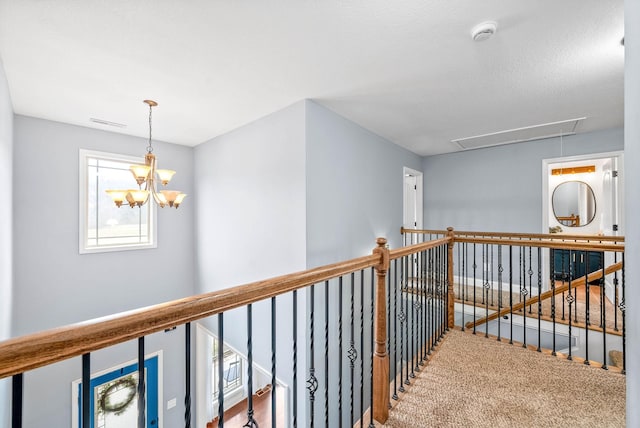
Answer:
[552,181,596,227]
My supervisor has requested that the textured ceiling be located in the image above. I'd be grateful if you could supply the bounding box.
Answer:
[0,0,624,156]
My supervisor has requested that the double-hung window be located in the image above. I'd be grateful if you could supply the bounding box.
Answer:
[79,149,156,253]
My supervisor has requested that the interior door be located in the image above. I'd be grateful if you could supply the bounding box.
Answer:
[77,356,159,428]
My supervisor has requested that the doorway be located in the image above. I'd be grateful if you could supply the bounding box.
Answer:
[541,151,624,298]
[72,354,161,428]
[403,167,423,233]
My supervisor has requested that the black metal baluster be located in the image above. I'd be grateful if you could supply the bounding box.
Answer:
[245,305,257,428]
[348,273,356,425]
[567,252,574,361]
[473,243,477,334]
[551,250,557,356]
[537,248,542,352]
[521,247,529,348]
[528,247,533,314]
[457,241,461,308]
[620,253,626,374]
[392,259,399,402]
[138,338,146,428]
[359,272,365,427]
[420,250,425,366]
[601,253,608,370]
[484,244,489,338]
[561,249,566,321]
[585,253,591,365]
[217,316,225,428]
[614,252,619,331]
[185,322,191,428]
[325,281,330,428]
[292,290,298,428]
[339,276,345,423]
[369,269,375,428]
[12,373,23,428]
[518,247,523,306]
[489,241,495,306]
[497,245,502,342]
[387,261,392,394]
[574,251,579,324]
[308,286,318,428]
[509,246,513,345]
[83,354,90,428]
[271,297,277,428]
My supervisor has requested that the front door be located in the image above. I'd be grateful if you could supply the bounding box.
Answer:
[76,355,159,428]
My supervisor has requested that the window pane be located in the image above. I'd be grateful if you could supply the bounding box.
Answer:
[82,151,154,252]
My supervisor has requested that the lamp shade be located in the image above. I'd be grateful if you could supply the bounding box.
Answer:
[129,189,149,206]
[130,165,151,185]
[105,190,128,207]
[156,169,176,185]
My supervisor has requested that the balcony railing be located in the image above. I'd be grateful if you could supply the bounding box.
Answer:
[404,228,626,371]
[0,228,625,427]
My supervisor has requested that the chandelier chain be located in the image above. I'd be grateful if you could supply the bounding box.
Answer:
[147,103,154,154]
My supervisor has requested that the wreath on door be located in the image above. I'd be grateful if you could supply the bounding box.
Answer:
[98,376,137,416]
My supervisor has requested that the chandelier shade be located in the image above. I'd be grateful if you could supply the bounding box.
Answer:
[106,100,187,209]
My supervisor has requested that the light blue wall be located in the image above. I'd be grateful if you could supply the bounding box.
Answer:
[305,100,423,264]
[625,0,640,425]
[12,115,196,427]
[193,101,308,426]
[422,128,624,232]
[0,57,13,428]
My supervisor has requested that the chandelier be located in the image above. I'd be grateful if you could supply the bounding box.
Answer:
[106,100,186,209]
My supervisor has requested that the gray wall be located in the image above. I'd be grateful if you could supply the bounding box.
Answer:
[193,101,308,426]
[12,115,196,427]
[305,100,423,264]
[625,0,640,425]
[0,57,13,428]
[422,128,623,232]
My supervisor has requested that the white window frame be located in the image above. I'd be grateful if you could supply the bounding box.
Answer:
[79,149,157,254]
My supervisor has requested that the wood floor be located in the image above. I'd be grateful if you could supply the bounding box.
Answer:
[207,384,285,428]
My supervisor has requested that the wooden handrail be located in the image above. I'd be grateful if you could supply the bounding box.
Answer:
[453,236,623,252]
[388,236,451,259]
[401,227,625,243]
[466,261,624,329]
[0,253,380,379]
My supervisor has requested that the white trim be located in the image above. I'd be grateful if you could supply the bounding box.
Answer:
[79,149,157,254]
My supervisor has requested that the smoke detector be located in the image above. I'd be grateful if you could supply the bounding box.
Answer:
[471,21,497,42]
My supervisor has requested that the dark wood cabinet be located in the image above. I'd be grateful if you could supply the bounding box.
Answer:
[552,249,603,283]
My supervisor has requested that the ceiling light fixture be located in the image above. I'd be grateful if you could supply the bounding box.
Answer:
[471,21,497,42]
[106,100,187,209]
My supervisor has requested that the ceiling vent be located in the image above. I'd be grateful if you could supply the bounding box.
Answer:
[451,118,585,151]
[90,117,127,128]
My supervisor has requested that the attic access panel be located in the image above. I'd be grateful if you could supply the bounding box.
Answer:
[452,118,585,151]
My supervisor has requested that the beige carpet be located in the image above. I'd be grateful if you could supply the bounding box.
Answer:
[383,329,625,428]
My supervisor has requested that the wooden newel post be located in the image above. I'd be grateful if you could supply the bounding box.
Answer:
[446,227,455,329]
[372,237,390,423]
